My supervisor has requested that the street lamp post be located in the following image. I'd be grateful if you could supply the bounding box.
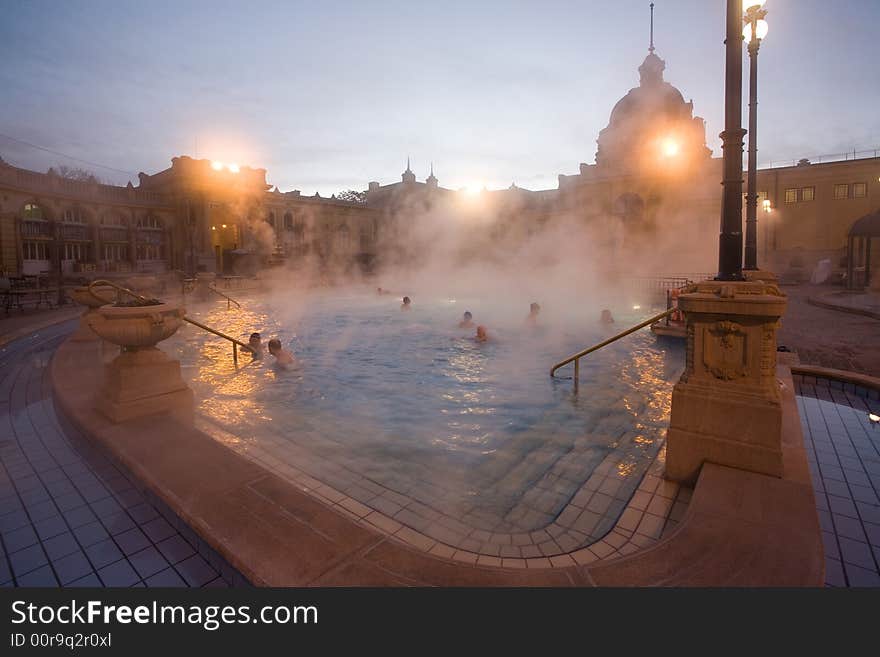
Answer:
[717,0,746,281]
[743,1,769,271]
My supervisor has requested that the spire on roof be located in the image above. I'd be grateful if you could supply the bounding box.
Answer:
[402,156,416,183]
[649,2,655,53]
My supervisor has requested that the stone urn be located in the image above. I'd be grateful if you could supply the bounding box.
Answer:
[87,302,193,424]
[68,285,116,341]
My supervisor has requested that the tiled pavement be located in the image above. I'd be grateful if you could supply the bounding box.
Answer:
[1,322,247,587]
[794,373,880,587]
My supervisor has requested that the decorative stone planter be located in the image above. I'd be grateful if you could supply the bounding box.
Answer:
[87,302,193,424]
[68,285,116,341]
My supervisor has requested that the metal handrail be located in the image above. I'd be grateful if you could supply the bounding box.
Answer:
[87,279,250,367]
[208,285,242,310]
[550,308,676,387]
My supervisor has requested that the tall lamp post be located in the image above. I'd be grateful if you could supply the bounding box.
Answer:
[717,0,747,281]
[743,1,769,271]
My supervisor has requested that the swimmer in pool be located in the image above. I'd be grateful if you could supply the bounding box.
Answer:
[244,332,263,359]
[475,325,489,342]
[401,296,412,311]
[267,338,295,368]
[459,311,474,328]
[600,309,615,324]
[525,302,541,325]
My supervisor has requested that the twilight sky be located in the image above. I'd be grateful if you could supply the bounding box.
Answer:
[0,0,877,195]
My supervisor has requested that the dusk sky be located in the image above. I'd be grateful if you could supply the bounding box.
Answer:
[1,0,877,195]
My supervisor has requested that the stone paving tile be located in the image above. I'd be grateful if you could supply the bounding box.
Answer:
[795,376,880,587]
[0,324,242,588]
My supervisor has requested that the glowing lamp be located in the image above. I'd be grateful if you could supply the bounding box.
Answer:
[221,224,227,228]
[762,199,772,213]
[662,139,680,158]
[211,226,216,230]
[211,161,224,171]
[743,19,768,42]
[869,412,880,426]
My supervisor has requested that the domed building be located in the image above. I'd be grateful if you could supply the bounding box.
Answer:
[596,50,712,175]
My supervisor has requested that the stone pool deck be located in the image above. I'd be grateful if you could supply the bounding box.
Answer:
[0,322,245,587]
[44,328,824,586]
[792,366,880,586]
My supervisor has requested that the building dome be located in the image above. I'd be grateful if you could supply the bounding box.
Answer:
[596,51,710,173]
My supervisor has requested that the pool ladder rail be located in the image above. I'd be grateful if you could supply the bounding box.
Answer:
[86,279,251,367]
[550,308,676,390]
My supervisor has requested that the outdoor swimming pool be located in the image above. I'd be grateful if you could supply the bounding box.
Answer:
[163,290,684,552]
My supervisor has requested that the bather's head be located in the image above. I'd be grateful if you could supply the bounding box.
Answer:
[267,338,282,355]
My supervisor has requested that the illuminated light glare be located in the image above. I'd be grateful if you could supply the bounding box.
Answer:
[211,226,216,230]
[762,199,772,213]
[211,161,224,171]
[743,19,769,42]
[227,163,240,173]
[662,139,680,158]
[869,413,880,423]
[633,305,641,310]
[221,224,227,229]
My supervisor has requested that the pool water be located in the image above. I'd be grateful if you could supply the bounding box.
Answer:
[164,290,684,546]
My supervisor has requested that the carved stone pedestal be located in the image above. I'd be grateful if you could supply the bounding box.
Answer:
[665,280,787,484]
[96,348,193,424]
[743,269,778,284]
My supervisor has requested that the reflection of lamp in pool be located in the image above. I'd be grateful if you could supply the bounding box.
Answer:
[869,412,880,428]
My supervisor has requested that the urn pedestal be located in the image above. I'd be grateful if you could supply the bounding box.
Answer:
[665,280,787,484]
[87,303,193,424]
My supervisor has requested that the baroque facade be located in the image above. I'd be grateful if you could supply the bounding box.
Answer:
[0,44,876,282]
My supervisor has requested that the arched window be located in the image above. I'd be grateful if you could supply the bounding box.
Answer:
[266,211,276,227]
[62,208,85,224]
[335,224,351,253]
[23,203,44,220]
[101,213,127,227]
[283,212,293,230]
[137,214,162,229]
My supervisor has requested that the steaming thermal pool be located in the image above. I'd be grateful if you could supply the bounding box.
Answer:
[164,290,684,553]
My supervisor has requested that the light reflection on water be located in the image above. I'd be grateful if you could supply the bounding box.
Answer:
[163,291,684,529]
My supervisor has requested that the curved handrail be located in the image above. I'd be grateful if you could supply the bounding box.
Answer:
[87,279,251,366]
[550,308,676,383]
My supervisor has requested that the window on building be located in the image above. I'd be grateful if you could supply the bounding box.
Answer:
[801,186,815,202]
[138,214,162,229]
[64,243,87,261]
[853,182,867,198]
[834,184,849,200]
[22,241,49,260]
[284,212,293,230]
[784,188,797,204]
[62,208,85,223]
[23,203,44,220]
[102,244,128,261]
[101,214,127,226]
[266,212,275,227]
[136,244,161,260]
[758,191,768,203]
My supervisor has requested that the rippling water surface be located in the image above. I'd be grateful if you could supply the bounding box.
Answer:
[163,290,684,531]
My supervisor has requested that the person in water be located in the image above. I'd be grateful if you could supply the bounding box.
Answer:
[267,338,295,368]
[244,332,263,358]
[401,296,412,311]
[525,302,541,325]
[475,325,489,342]
[459,311,474,328]
[600,309,615,324]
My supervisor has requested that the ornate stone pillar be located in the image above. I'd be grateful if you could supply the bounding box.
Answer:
[665,280,787,483]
